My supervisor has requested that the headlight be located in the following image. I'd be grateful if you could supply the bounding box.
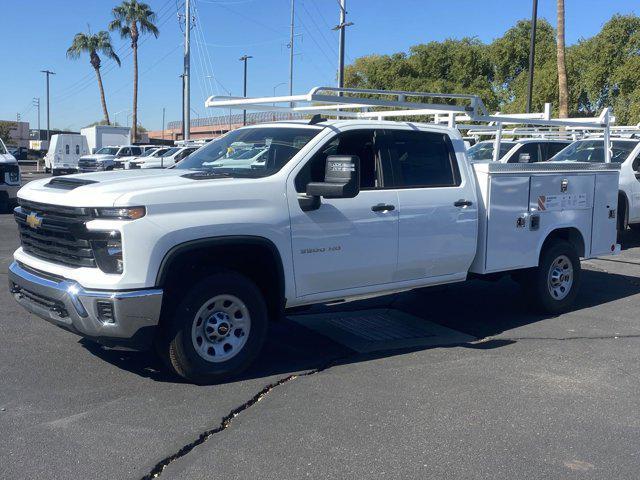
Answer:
[94,207,146,220]
[91,231,123,274]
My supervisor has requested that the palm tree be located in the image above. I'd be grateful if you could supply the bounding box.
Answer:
[109,0,159,142]
[67,31,121,125]
[556,0,569,118]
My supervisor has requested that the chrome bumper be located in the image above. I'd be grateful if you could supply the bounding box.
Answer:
[8,261,163,349]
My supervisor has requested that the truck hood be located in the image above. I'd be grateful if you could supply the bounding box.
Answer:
[17,168,261,207]
[0,153,18,164]
[80,154,115,162]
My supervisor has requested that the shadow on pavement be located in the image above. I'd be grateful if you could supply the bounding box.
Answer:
[81,268,640,385]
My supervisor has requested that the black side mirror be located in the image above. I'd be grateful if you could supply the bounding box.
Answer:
[306,155,360,199]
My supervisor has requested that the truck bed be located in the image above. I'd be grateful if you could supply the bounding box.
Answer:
[469,162,620,275]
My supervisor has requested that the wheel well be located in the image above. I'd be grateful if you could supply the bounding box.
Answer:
[157,238,285,322]
[541,227,585,259]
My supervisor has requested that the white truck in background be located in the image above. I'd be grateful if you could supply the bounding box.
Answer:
[80,125,131,154]
[44,134,89,176]
[0,138,20,212]
[7,88,621,383]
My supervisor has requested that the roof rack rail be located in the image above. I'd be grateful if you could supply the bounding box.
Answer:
[205,87,615,162]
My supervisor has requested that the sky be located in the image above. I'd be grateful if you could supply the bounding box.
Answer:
[1,0,638,132]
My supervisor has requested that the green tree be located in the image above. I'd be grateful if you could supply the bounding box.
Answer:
[0,121,15,145]
[109,0,159,142]
[345,38,497,111]
[67,31,121,125]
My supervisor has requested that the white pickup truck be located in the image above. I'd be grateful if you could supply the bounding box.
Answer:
[0,138,20,212]
[8,117,620,383]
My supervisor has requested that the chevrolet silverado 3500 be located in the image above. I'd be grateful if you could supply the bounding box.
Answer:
[7,89,621,383]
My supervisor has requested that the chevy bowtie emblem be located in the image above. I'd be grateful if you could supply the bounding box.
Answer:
[26,212,43,229]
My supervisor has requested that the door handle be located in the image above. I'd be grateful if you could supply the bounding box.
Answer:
[371,204,395,212]
[454,199,473,208]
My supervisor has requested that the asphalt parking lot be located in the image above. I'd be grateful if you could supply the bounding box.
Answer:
[2,178,640,479]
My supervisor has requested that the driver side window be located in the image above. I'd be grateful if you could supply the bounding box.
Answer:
[295,129,382,193]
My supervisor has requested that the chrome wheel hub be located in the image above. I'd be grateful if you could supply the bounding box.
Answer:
[191,294,251,363]
[547,255,573,301]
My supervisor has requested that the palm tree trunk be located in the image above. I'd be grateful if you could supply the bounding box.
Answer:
[131,43,138,143]
[557,0,569,118]
[132,42,138,142]
[94,66,111,125]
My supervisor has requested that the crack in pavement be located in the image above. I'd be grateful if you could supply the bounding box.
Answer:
[482,334,640,342]
[139,359,344,479]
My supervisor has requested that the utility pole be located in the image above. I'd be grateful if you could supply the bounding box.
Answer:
[162,107,166,141]
[183,0,191,141]
[333,0,353,88]
[288,0,295,97]
[40,70,55,143]
[526,0,538,113]
[239,55,252,126]
[33,98,41,140]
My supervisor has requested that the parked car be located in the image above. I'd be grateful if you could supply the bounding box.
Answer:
[9,117,620,383]
[467,139,571,163]
[0,138,20,212]
[78,145,143,172]
[128,146,198,169]
[549,138,640,232]
[44,134,90,175]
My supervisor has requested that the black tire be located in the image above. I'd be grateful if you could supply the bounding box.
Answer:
[158,272,268,384]
[524,240,581,314]
[106,166,114,171]
[617,200,627,233]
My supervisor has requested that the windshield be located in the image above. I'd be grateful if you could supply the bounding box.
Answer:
[150,148,169,157]
[96,147,119,155]
[551,140,639,163]
[161,147,181,157]
[176,127,321,177]
[467,141,516,161]
[140,148,158,157]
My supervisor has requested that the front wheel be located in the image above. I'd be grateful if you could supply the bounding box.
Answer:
[523,240,581,314]
[159,272,268,384]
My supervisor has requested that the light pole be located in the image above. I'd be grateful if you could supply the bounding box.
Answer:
[526,0,539,113]
[33,98,41,140]
[114,109,129,126]
[239,55,253,126]
[40,70,55,143]
[273,82,287,97]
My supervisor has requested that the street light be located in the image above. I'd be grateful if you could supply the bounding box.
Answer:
[273,82,287,97]
[239,55,253,126]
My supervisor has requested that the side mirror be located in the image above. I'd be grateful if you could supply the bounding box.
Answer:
[306,155,360,199]
[518,152,531,163]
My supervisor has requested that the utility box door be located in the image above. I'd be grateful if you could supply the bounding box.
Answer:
[590,172,619,257]
[485,175,535,272]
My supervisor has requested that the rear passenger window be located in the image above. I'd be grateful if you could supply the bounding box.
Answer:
[386,130,460,188]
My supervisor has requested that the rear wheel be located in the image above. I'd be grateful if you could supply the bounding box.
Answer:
[523,240,581,314]
[158,272,268,384]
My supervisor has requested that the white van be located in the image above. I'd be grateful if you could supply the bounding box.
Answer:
[44,134,89,176]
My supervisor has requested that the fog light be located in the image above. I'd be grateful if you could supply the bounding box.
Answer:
[96,300,116,324]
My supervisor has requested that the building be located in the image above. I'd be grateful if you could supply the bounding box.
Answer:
[147,111,308,142]
[1,120,30,149]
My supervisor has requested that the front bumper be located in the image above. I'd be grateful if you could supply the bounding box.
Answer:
[8,261,163,349]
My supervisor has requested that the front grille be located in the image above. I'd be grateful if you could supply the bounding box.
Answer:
[78,159,98,171]
[14,200,97,268]
[11,283,69,317]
